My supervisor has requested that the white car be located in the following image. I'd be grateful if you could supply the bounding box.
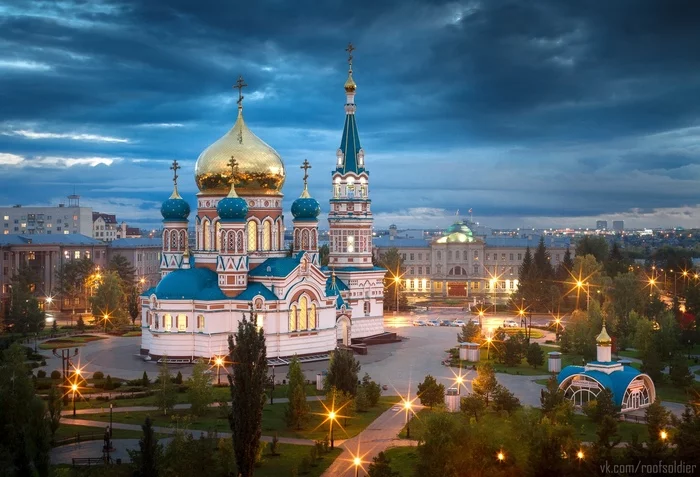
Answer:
[452,320,466,327]
[469,318,481,326]
[503,319,519,328]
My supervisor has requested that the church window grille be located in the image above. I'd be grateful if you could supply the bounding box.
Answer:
[163,314,172,330]
[289,305,297,332]
[228,232,235,252]
[263,221,271,251]
[299,296,308,330]
[197,315,205,330]
[170,232,177,250]
[215,222,222,251]
[302,229,309,249]
[309,303,317,329]
[203,220,211,251]
[236,231,244,253]
[247,220,257,252]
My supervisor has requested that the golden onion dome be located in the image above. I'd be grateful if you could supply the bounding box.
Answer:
[195,107,285,196]
[344,71,357,93]
[596,322,612,346]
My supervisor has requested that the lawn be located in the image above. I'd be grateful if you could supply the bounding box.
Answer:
[382,447,418,476]
[617,349,642,360]
[449,345,573,376]
[69,396,399,441]
[73,383,324,410]
[121,330,142,337]
[50,443,341,477]
[655,382,700,404]
[53,424,146,444]
[39,335,106,350]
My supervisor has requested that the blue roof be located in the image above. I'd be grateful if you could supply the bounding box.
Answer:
[325,274,350,309]
[373,237,430,248]
[0,234,102,246]
[336,113,365,175]
[110,238,161,248]
[484,236,571,249]
[153,267,226,301]
[557,364,643,406]
[237,282,277,301]
[329,266,386,273]
[248,252,305,278]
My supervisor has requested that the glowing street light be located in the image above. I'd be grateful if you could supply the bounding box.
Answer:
[576,280,590,310]
[328,410,337,449]
[497,451,505,463]
[71,383,78,417]
[102,313,111,332]
[660,430,668,441]
[214,356,225,385]
[403,399,413,439]
[353,456,362,477]
[486,336,493,360]
[577,450,584,460]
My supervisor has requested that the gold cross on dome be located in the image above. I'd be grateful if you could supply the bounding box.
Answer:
[170,160,180,185]
[300,159,311,186]
[345,42,355,69]
[234,75,247,107]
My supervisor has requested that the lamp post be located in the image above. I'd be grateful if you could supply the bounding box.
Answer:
[576,280,590,311]
[478,310,484,328]
[109,403,113,437]
[214,356,224,385]
[328,411,336,449]
[354,456,361,477]
[486,336,493,360]
[71,383,78,417]
[403,400,413,439]
[455,375,463,395]
[270,365,276,405]
[103,313,109,332]
[394,275,401,313]
[497,451,505,464]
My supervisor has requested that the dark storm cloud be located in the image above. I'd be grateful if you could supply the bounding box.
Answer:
[1,0,700,228]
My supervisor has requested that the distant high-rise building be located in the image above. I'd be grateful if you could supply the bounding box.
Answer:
[0,197,93,236]
[612,220,624,232]
[596,220,608,230]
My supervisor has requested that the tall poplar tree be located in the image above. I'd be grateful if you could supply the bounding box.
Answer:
[228,313,267,477]
[285,356,309,430]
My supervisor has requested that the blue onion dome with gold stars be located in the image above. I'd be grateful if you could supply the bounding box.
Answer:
[161,184,190,222]
[291,188,320,221]
[217,179,248,223]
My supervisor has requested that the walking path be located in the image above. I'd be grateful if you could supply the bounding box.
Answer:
[321,404,416,477]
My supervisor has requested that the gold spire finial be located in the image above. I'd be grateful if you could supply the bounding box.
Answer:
[234,75,247,110]
[596,318,612,346]
[226,156,240,198]
[300,159,311,198]
[169,160,182,199]
[344,43,357,93]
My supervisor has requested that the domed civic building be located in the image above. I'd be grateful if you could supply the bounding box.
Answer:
[140,52,386,363]
[557,321,656,412]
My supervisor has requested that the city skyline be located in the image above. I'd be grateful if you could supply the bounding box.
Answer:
[1,1,700,230]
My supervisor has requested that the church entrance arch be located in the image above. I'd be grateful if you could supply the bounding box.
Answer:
[336,315,351,346]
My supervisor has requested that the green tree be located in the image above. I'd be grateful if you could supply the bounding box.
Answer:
[0,344,52,476]
[378,247,406,311]
[142,371,150,388]
[532,236,555,310]
[360,373,381,407]
[671,404,700,468]
[324,349,361,396]
[633,315,655,357]
[285,356,309,430]
[7,265,45,334]
[367,451,399,477]
[516,246,536,306]
[417,374,445,409]
[460,394,486,421]
[228,312,267,477]
[501,337,521,367]
[609,272,647,347]
[319,244,330,267]
[47,385,62,442]
[526,342,544,368]
[472,362,498,406]
[414,412,463,477]
[642,345,664,383]
[575,236,609,263]
[55,257,94,317]
[457,322,480,343]
[108,253,136,284]
[90,270,128,329]
[540,376,566,418]
[605,241,627,277]
[492,384,520,413]
[127,286,141,325]
[592,415,621,468]
[669,354,693,388]
[129,417,162,477]
[354,385,370,413]
[646,398,670,445]
[154,360,176,415]
[586,388,620,424]
[188,359,214,416]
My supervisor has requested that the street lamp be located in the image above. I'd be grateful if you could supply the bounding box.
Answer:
[490,279,496,313]
[71,383,78,417]
[478,309,484,328]
[214,356,224,385]
[576,280,590,310]
[455,375,464,395]
[353,456,362,477]
[403,400,413,439]
[497,451,505,463]
[394,275,401,313]
[102,313,110,332]
[660,430,668,441]
[109,403,113,437]
[328,410,337,449]
[270,365,276,405]
[486,336,493,360]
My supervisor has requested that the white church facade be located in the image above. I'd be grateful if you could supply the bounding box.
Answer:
[140,47,385,363]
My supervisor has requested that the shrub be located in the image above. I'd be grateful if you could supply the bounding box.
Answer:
[175,371,183,384]
[299,456,311,474]
[37,370,47,379]
[93,371,104,380]
[270,433,280,455]
[76,316,85,331]
[308,446,318,466]
[50,370,62,380]
[104,375,115,390]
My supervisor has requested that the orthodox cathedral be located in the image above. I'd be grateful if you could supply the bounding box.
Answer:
[140,47,386,362]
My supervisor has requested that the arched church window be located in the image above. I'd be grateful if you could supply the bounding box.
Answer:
[309,303,317,329]
[263,221,271,251]
[289,305,297,332]
[247,220,257,252]
[180,230,186,250]
[170,231,178,250]
[311,230,317,249]
[278,221,284,250]
[227,232,235,252]
[215,221,222,251]
[299,296,308,330]
[203,219,211,251]
[302,229,309,249]
[364,301,370,316]
[237,231,244,253]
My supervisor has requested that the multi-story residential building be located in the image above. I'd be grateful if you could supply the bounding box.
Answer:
[0,234,108,314]
[596,220,608,231]
[0,197,93,236]
[108,238,162,289]
[92,213,119,242]
[613,221,624,232]
[374,221,573,301]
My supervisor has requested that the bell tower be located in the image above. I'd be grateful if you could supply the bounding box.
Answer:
[291,159,321,266]
[160,160,190,277]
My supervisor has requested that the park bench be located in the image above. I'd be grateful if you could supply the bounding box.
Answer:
[71,457,105,466]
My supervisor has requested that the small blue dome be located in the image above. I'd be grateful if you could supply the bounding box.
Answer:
[292,197,320,220]
[161,195,190,222]
[217,195,248,222]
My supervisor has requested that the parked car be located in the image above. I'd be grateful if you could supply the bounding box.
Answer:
[469,318,481,326]
[439,319,452,327]
[413,320,427,326]
[452,320,466,327]
[503,319,519,328]
[427,320,439,327]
